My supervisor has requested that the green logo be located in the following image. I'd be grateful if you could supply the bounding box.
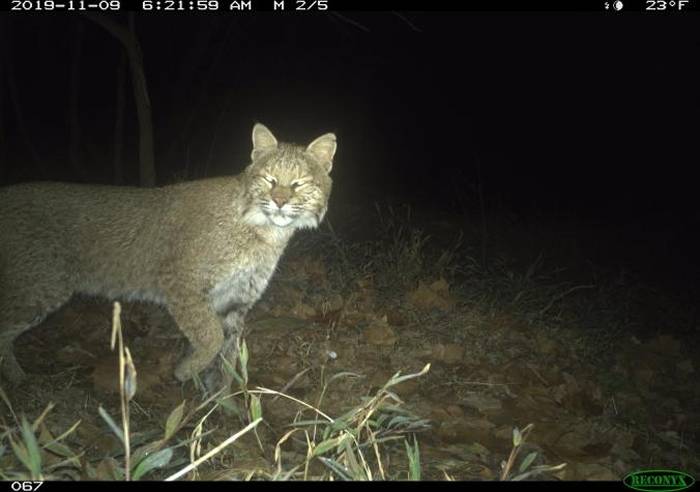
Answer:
[623,469,695,492]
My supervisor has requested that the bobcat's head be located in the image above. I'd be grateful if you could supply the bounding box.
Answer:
[243,123,336,230]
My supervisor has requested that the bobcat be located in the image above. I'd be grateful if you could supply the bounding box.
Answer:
[0,123,337,386]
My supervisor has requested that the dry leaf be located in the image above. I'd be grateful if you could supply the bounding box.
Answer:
[431,343,464,365]
[364,316,397,346]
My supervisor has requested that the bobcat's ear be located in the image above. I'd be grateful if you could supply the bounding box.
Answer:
[306,133,337,174]
[251,123,278,161]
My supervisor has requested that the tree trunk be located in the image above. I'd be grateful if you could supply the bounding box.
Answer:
[3,17,47,178]
[84,13,156,187]
[67,18,88,181]
[113,48,127,185]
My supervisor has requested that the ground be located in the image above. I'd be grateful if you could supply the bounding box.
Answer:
[1,205,698,481]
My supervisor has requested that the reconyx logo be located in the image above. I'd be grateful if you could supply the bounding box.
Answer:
[623,469,695,492]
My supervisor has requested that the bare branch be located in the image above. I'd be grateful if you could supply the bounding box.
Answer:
[392,12,422,32]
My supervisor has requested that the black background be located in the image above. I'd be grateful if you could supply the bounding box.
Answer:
[1,8,699,292]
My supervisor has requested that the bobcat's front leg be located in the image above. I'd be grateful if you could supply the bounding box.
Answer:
[224,307,249,359]
[203,308,249,392]
[168,297,225,382]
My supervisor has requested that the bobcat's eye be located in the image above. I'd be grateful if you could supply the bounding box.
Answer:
[263,176,277,185]
[290,180,303,190]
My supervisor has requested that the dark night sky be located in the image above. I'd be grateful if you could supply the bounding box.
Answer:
[2,11,699,280]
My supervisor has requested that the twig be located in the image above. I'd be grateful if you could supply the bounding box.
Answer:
[391,12,422,32]
[165,418,262,481]
[539,284,596,316]
[329,12,370,32]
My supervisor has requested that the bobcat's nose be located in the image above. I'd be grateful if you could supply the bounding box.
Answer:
[270,186,292,209]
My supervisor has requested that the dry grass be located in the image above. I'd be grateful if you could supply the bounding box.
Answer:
[1,204,696,480]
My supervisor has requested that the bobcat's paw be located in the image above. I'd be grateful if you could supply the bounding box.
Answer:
[1,353,27,385]
[202,364,234,395]
[174,357,197,382]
